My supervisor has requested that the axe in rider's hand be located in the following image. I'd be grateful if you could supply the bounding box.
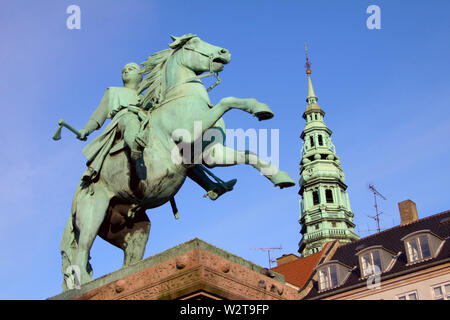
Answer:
[52,119,87,141]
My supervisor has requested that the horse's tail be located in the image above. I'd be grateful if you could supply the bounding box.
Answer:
[60,194,77,291]
[60,186,93,291]
[60,211,76,291]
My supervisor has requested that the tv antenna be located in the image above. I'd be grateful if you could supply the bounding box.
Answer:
[358,184,387,234]
[251,247,282,269]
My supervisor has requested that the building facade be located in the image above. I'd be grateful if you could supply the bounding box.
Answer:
[297,202,450,300]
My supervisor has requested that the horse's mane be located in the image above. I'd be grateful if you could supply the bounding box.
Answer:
[138,34,197,109]
[138,48,173,108]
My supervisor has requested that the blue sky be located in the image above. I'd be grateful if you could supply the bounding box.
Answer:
[0,1,449,299]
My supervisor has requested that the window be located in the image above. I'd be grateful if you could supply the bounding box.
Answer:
[356,246,397,277]
[312,191,319,205]
[325,189,333,203]
[397,291,418,300]
[401,230,445,264]
[318,265,338,291]
[406,235,431,263]
[310,136,315,147]
[318,135,323,146]
[432,283,450,300]
[359,250,382,277]
[331,222,337,228]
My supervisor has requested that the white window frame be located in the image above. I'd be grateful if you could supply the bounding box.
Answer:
[431,282,450,300]
[318,264,339,291]
[359,250,382,278]
[397,290,419,300]
[405,235,432,264]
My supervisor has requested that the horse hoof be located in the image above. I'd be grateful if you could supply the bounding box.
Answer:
[255,111,274,121]
[269,170,295,189]
[275,181,296,189]
[250,102,274,121]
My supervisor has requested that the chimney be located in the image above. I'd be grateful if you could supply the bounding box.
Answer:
[276,254,300,266]
[398,200,419,226]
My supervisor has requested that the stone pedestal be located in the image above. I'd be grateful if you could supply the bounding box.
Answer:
[50,238,299,300]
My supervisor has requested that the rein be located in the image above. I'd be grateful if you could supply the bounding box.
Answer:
[163,45,222,98]
[144,42,223,115]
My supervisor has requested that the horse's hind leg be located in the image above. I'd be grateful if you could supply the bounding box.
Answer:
[121,216,150,267]
[98,205,150,268]
[72,185,111,285]
[203,144,295,188]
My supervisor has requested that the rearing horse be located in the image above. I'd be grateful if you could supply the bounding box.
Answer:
[60,34,295,290]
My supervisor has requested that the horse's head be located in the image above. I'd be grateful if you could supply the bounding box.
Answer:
[139,34,232,108]
[170,34,231,74]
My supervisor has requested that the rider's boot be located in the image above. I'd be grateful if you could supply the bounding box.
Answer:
[205,179,237,201]
[187,165,237,201]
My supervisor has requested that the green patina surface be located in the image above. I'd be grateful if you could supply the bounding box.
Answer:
[298,59,359,257]
[55,34,295,291]
[49,238,286,300]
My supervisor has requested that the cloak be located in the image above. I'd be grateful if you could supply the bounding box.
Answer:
[81,87,146,181]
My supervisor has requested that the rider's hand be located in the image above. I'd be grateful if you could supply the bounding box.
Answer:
[78,129,88,141]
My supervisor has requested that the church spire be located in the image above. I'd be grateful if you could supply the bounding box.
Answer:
[305,43,318,105]
[298,45,359,257]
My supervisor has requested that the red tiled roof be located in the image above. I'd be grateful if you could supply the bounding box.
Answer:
[271,247,325,289]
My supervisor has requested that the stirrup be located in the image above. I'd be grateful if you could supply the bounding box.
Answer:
[204,179,237,201]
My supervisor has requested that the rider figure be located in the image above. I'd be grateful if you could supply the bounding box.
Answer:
[78,62,235,200]
[78,62,146,182]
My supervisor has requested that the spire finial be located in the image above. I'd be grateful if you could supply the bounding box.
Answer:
[304,43,317,104]
[305,43,311,75]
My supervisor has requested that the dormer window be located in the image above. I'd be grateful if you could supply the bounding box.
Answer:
[318,265,338,291]
[359,251,382,277]
[406,235,431,262]
[356,246,397,278]
[316,261,352,292]
[401,230,443,264]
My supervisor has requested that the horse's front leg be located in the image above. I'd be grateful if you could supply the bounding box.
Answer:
[213,97,275,121]
[202,144,295,189]
[174,98,273,145]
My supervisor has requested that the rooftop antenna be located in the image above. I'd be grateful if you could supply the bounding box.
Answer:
[359,184,387,235]
[358,184,388,235]
[369,184,387,233]
[251,247,282,269]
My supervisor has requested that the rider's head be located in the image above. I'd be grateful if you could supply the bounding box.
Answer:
[122,62,142,88]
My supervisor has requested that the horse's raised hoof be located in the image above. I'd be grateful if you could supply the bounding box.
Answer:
[255,111,274,121]
[249,102,274,121]
[269,170,295,189]
[275,181,296,189]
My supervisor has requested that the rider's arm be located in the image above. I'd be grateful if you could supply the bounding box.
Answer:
[79,88,111,138]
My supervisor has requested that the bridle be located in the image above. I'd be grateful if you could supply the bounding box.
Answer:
[162,42,223,99]
[182,44,222,92]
